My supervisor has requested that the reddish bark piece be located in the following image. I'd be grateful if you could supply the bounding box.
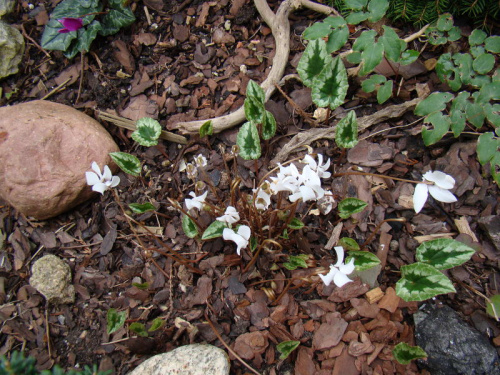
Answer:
[369,321,398,343]
[113,40,135,74]
[233,331,269,360]
[377,287,400,313]
[120,94,159,121]
[180,74,205,87]
[332,348,361,375]
[328,342,345,358]
[294,347,316,375]
[173,24,190,43]
[351,298,380,318]
[348,332,375,357]
[347,140,394,167]
[312,317,348,350]
[328,279,370,303]
[212,28,236,44]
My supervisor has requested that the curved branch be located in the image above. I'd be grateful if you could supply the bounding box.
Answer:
[174,0,338,135]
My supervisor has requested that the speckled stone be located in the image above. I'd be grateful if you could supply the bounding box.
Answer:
[30,255,75,305]
[128,344,230,375]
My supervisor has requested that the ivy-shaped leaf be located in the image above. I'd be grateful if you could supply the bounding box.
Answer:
[297,39,330,87]
[237,122,261,160]
[246,79,266,104]
[182,214,198,238]
[132,117,162,147]
[338,198,367,219]
[261,110,277,140]
[276,340,300,360]
[129,322,148,337]
[283,255,309,270]
[201,220,227,240]
[100,0,136,36]
[109,152,141,176]
[199,120,213,137]
[244,96,265,125]
[288,218,305,230]
[128,202,156,214]
[345,251,381,271]
[415,238,475,270]
[338,237,360,251]
[335,111,358,149]
[396,262,456,302]
[107,308,127,334]
[392,342,428,365]
[311,56,348,110]
[148,318,166,332]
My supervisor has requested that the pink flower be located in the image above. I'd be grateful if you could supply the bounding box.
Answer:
[58,17,84,33]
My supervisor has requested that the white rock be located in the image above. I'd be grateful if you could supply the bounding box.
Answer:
[30,254,75,305]
[128,344,230,375]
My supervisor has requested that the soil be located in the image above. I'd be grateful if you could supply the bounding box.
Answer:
[1,1,499,374]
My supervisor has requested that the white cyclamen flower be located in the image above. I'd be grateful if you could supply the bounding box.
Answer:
[194,154,207,168]
[413,170,457,214]
[269,163,301,194]
[253,187,272,210]
[85,162,120,195]
[217,206,240,225]
[303,154,331,179]
[223,225,251,256]
[319,246,355,288]
[185,191,207,211]
[289,165,325,202]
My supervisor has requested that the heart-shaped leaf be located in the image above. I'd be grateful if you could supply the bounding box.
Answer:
[346,251,381,271]
[199,120,213,137]
[129,322,148,337]
[276,340,300,360]
[128,202,156,214]
[416,238,475,270]
[297,39,329,87]
[246,79,266,104]
[132,117,162,147]
[182,214,198,238]
[261,110,277,140]
[107,308,127,334]
[335,111,358,149]
[392,343,428,365]
[109,152,141,176]
[338,198,367,219]
[311,56,348,110]
[283,255,309,270]
[237,122,261,160]
[396,262,456,302]
[201,220,227,240]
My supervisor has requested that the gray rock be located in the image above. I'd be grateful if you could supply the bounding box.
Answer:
[0,100,119,219]
[478,215,500,252]
[128,344,230,375]
[414,304,500,375]
[30,255,75,305]
[0,0,15,18]
[0,20,24,79]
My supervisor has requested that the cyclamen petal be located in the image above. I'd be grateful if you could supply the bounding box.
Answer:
[85,171,100,185]
[223,226,251,255]
[428,185,458,203]
[423,171,455,190]
[58,17,84,33]
[92,182,108,195]
[413,183,429,214]
[333,271,353,288]
[319,266,337,286]
[86,162,120,195]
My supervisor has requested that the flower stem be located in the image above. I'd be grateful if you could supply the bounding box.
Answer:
[332,170,433,185]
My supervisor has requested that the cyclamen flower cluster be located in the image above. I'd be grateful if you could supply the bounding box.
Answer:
[255,154,335,213]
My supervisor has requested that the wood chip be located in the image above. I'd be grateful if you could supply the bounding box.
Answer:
[454,216,479,242]
[377,287,400,313]
[366,287,384,304]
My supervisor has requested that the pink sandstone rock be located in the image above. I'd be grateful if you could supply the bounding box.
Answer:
[0,100,119,219]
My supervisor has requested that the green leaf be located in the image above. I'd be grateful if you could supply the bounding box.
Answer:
[323,16,347,29]
[469,29,487,46]
[326,26,350,54]
[485,36,500,54]
[447,27,461,42]
[288,218,305,230]
[471,45,485,58]
[128,202,156,214]
[276,340,301,360]
[353,30,377,51]
[297,39,329,87]
[484,103,500,127]
[345,0,368,9]
[453,53,473,86]
[148,318,166,332]
[244,96,265,125]
[436,13,454,32]
[182,214,198,238]
[477,132,499,165]
[346,51,362,65]
[283,255,309,270]
[107,308,127,334]
[399,50,419,65]
[359,41,384,76]
[338,198,367,219]
[477,82,500,103]
[132,282,149,290]
[450,92,469,136]
[237,122,261,160]
[414,92,454,116]
[100,0,136,36]
[465,101,485,128]
[201,220,227,240]
[311,56,348,110]
[339,237,360,251]
[250,236,258,252]
[303,21,334,40]
[199,120,213,137]
[261,110,277,140]
[346,11,369,25]
[392,343,428,365]
[380,26,403,62]
[473,53,495,75]
[361,74,386,93]
[395,262,456,302]
[416,238,475,270]
[421,112,451,146]
[491,152,500,185]
[246,79,266,104]
[335,111,358,148]
[367,0,389,22]
[129,322,148,337]
[346,251,381,271]
[486,294,500,319]
[109,152,141,176]
[132,117,161,147]
[377,80,393,104]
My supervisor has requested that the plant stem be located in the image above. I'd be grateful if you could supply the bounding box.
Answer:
[332,170,432,185]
